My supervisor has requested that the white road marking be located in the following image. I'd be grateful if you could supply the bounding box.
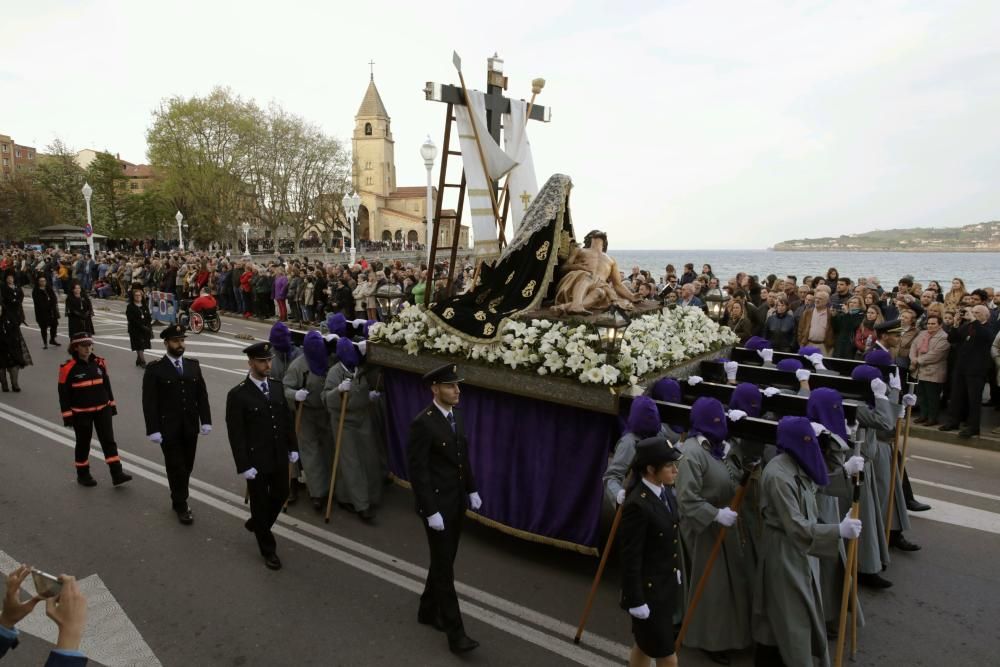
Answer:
[910,478,1000,503]
[909,455,973,469]
[910,498,1000,536]
[0,549,162,666]
[0,404,628,665]
[95,335,245,349]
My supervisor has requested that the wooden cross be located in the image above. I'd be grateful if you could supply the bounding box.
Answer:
[519,191,532,208]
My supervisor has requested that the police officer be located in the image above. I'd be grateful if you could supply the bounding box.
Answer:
[226,342,299,570]
[407,363,481,654]
[141,324,212,525]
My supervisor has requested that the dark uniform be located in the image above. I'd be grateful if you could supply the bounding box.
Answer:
[58,333,131,487]
[407,363,479,653]
[142,325,212,522]
[226,342,298,569]
[619,437,683,660]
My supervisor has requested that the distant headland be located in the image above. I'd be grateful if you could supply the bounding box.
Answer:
[773,220,1000,252]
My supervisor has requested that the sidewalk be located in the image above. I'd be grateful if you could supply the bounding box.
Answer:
[911,400,1000,452]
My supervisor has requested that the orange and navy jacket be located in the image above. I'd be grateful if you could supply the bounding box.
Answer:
[58,354,117,425]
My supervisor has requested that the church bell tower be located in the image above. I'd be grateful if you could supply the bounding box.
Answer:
[352,74,396,198]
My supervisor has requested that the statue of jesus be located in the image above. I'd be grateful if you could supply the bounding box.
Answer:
[551,230,640,315]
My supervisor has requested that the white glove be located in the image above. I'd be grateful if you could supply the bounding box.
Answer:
[288,451,300,463]
[676,569,682,585]
[724,361,739,382]
[357,340,367,355]
[795,369,811,382]
[687,375,703,386]
[727,409,747,422]
[338,379,352,393]
[842,455,865,476]
[426,512,445,531]
[806,352,825,369]
[616,488,626,505]
[715,507,738,527]
[351,318,367,326]
[757,348,774,364]
[902,393,917,407]
[294,388,309,402]
[241,467,258,480]
[468,492,482,510]
[762,386,781,397]
[148,432,163,444]
[368,390,381,401]
[322,333,339,342]
[839,511,862,539]
[870,378,888,399]
[889,369,902,391]
[200,424,212,435]
[628,604,650,620]
[810,421,826,437]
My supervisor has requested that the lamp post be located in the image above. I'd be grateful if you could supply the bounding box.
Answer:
[81,182,94,258]
[341,192,360,266]
[241,222,251,258]
[594,305,631,363]
[175,211,185,251]
[420,136,437,263]
[704,286,730,321]
[373,284,404,322]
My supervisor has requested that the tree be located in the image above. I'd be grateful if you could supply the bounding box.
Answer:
[33,139,86,227]
[85,151,129,237]
[0,173,58,240]
[121,186,173,238]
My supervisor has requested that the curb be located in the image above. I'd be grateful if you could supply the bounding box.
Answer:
[909,423,1000,453]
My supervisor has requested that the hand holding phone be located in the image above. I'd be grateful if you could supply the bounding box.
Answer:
[2,565,43,629]
[31,569,63,599]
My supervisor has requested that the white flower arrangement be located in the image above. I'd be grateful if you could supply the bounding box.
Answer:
[368,304,737,388]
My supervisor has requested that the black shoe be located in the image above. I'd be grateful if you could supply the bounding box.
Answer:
[176,507,194,525]
[110,468,133,486]
[359,507,375,523]
[244,518,254,532]
[418,613,446,632]
[702,649,731,665]
[858,572,893,589]
[76,468,97,487]
[310,497,324,512]
[448,635,479,654]
[43,344,48,349]
[264,553,282,570]
[958,429,979,438]
[11,385,19,393]
[906,499,931,512]
[938,423,959,432]
[890,532,921,551]
[50,339,60,346]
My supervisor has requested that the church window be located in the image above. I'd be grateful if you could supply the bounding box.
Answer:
[364,122,372,136]
[365,161,372,170]
[366,175,373,186]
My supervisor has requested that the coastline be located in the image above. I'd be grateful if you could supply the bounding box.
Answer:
[771,247,1000,253]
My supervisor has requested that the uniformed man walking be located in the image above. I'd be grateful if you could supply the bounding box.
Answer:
[226,342,299,570]
[407,363,481,654]
[141,324,212,525]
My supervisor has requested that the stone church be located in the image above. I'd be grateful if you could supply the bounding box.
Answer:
[352,76,467,248]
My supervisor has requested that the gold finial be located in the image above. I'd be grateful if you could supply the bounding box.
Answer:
[531,78,546,94]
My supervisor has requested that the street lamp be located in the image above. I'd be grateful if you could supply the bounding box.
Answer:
[342,191,360,266]
[704,286,730,321]
[81,182,94,258]
[374,284,404,322]
[241,222,251,258]
[594,305,631,363]
[175,211,185,251]
[420,136,437,263]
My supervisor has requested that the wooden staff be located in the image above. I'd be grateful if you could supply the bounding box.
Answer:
[574,501,624,645]
[834,472,863,667]
[283,402,305,513]
[850,530,860,660]
[497,78,545,239]
[884,403,908,543]
[324,391,350,523]
[675,464,756,651]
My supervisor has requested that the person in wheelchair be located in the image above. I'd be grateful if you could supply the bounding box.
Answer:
[178,288,219,331]
[190,288,218,317]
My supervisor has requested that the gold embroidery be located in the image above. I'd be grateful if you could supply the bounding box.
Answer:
[505,271,515,285]
[474,311,487,321]
[487,296,503,314]
[535,241,550,260]
[521,280,536,298]
[483,323,495,336]
[442,307,455,320]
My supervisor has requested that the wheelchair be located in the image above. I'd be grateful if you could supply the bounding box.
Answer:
[177,305,222,334]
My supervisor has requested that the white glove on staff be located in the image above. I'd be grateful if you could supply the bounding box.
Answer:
[338,379,352,393]
[368,390,381,401]
[687,375,703,386]
[724,361,739,382]
[870,378,888,400]
[295,388,309,402]
[357,340,367,355]
[148,432,163,444]
[200,424,212,435]
[715,507,738,527]
[889,369,902,391]
[762,386,781,397]
[796,369,812,382]
[628,604,650,620]
[468,492,482,510]
[288,452,300,464]
[842,455,865,476]
[757,348,774,364]
[902,393,917,407]
[616,489,626,506]
[322,333,339,342]
[839,512,862,539]
[727,409,747,422]
[806,353,826,370]
[427,512,445,531]
[351,318,368,327]
[810,421,826,437]
[241,467,258,480]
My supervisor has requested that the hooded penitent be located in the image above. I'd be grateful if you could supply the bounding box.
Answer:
[303,330,329,377]
[776,415,829,486]
[269,321,292,353]
[650,378,684,433]
[776,358,803,373]
[327,313,348,337]
[850,364,882,406]
[863,349,893,368]
[626,396,662,439]
[745,336,772,351]
[798,345,821,356]
[806,387,849,441]
[728,382,763,418]
[336,336,360,372]
[688,396,729,459]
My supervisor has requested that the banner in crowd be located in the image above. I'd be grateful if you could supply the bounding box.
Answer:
[150,290,176,324]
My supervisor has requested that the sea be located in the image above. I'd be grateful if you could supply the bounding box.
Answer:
[613,250,1000,290]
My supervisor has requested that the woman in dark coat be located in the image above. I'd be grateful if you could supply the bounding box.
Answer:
[65,282,95,336]
[0,269,33,392]
[620,436,684,667]
[31,274,62,348]
[125,286,153,367]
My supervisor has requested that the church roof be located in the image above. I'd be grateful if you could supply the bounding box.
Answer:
[357,79,389,119]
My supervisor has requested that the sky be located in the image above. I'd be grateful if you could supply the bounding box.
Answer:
[4,0,1000,249]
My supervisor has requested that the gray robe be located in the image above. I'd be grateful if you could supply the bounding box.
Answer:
[321,362,382,512]
[869,394,911,533]
[602,425,678,509]
[282,354,335,499]
[676,436,754,652]
[752,454,841,667]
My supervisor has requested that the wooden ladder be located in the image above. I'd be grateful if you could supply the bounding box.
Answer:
[424,102,468,307]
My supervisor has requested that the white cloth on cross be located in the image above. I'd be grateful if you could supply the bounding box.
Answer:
[455,89,518,256]
[502,98,539,237]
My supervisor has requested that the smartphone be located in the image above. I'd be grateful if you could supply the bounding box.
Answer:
[30,569,63,599]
